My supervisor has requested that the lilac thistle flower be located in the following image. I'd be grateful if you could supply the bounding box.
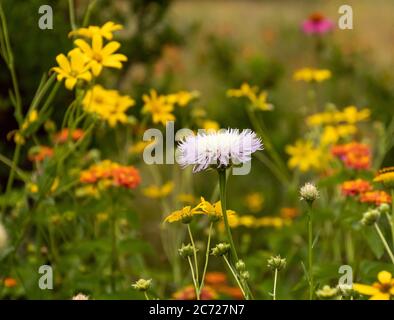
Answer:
[302,12,334,35]
[177,129,263,173]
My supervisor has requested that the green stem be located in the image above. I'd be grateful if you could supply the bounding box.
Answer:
[187,256,200,300]
[68,0,77,30]
[374,223,394,264]
[307,205,314,300]
[187,225,199,291]
[223,255,246,299]
[199,222,213,294]
[273,268,278,300]
[218,169,238,262]
[144,292,150,300]
[110,198,118,292]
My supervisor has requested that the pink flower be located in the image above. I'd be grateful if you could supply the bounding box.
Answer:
[302,13,334,35]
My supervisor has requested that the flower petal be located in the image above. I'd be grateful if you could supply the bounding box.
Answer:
[92,34,103,52]
[65,77,77,90]
[353,284,380,296]
[55,54,71,73]
[102,41,121,56]
[370,293,390,300]
[378,271,392,284]
[74,39,92,56]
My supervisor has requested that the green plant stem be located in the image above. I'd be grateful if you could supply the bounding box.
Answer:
[307,205,314,300]
[82,0,97,27]
[187,225,199,291]
[199,222,213,294]
[273,268,278,300]
[223,255,246,299]
[374,223,394,264]
[218,169,238,263]
[110,198,118,293]
[68,0,77,30]
[144,292,150,300]
[187,256,200,300]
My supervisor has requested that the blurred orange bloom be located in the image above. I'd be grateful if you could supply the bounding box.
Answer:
[54,128,84,144]
[360,191,391,206]
[341,179,372,196]
[4,277,17,288]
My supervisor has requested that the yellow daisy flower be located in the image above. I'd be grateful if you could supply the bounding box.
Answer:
[52,49,92,90]
[353,271,394,300]
[166,90,199,107]
[164,206,195,223]
[194,197,235,220]
[202,120,220,132]
[285,140,322,172]
[142,181,174,198]
[69,21,123,40]
[142,89,175,125]
[75,34,127,76]
[293,68,331,83]
[374,167,394,188]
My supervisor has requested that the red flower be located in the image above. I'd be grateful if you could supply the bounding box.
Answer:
[341,179,372,196]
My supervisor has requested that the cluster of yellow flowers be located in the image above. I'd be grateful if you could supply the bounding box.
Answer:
[227,83,274,111]
[142,89,199,125]
[143,181,174,198]
[82,85,135,127]
[286,106,370,172]
[227,215,289,229]
[293,68,331,83]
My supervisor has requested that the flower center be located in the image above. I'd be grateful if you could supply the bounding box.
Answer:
[93,53,103,62]
[309,12,324,22]
[70,70,78,77]
[378,283,392,293]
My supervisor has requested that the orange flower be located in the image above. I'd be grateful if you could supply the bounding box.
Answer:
[54,128,84,144]
[216,285,244,300]
[205,272,227,286]
[28,146,54,162]
[173,285,217,300]
[4,277,17,288]
[360,191,391,206]
[341,179,372,196]
[331,142,371,170]
[80,160,141,190]
[280,207,299,220]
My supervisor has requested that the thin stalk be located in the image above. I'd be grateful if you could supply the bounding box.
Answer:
[144,292,150,300]
[223,255,246,299]
[187,256,200,300]
[68,0,77,30]
[110,197,118,292]
[199,222,213,294]
[187,225,199,290]
[374,223,394,264]
[218,169,238,262]
[272,268,278,300]
[307,205,314,300]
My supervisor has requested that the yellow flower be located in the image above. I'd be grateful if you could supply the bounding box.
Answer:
[52,49,92,90]
[306,107,370,127]
[75,34,127,76]
[142,89,175,125]
[21,110,39,131]
[227,83,273,111]
[142,181,174,198]
[293,68,331,83]
[27,183,39,193]
[128,141,153,155]
[176,193,197,204]
[83,85,135,127]
[341,106,370,124]
[164,206,195,223]
[320,125,356,146]
[285,140,322,172]
[96,212,109,223]
[166,91,199,107]
[353,271,394,300]
[374,167,394,188]
[227,83,257,99]
[194,197,235,220]
[202,120,220,132]
[69,22,123,40]
[244,192,264,213]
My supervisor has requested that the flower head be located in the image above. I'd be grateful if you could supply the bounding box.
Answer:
[285,140,323,172]
[173,285,217,300]
[227,83,274,111]
[164,206,195,224]
[72,293,89,300]
[69,22,123,40]
[75,34,127,76]
[302,12,334,35]
[52,49,92,90]
[361,209,380,226]
[360,190,391,206]
[267,255,286,271]
[300,182,319,203]
[142,181,174,199]
[331,142,371,170]
[54,128,84,144]
[178,129,262,173]
[142,89,175,125]
[341,179,372,196]
[166,90,199,107]
[293,68,331,83]
[316,285,339,300]
[374,167,394,188]
[132,279,152,292]
[353,271,394,300]
[28,145,54,162]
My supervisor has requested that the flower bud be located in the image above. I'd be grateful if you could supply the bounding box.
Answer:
[240,271,250,280]
[316,285,339,300]
[235,260,246,272]
[300,182,319,203]
[267,255,286,271]
[72,293,89,300]
[178,243,195,259]
[211,243,230,256]
[132,278,152,292]
[378,203,390,214]
[361,209,380,226]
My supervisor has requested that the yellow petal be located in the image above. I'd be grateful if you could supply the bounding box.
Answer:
[77,71,92,82]
[74,39,92,56]
[90,62,102,76]
[92,34,103,52]
[378,271,392,284]
[102,41,120,56]
[370,293,390,300]
[56,54,70,73]
[353,284,380,296]
[65,77,77,90]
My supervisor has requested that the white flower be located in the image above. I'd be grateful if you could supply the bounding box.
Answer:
[0,223,8,252]
[177,129,263,173]
[72,293,89,300]
[300,182,319,202]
